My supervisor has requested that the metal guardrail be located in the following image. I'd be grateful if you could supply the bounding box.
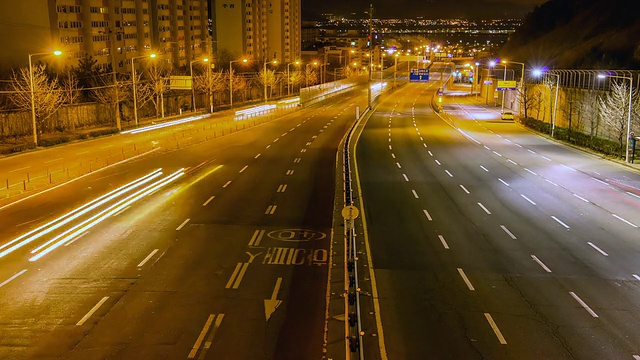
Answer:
[341,106,367,359]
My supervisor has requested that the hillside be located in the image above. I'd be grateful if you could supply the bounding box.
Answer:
[500,0,640,69]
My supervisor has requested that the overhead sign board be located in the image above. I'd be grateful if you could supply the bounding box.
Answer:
[410,68,430,82]
[497,80,517,90]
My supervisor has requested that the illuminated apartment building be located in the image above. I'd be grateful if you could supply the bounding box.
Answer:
[0,0,209,73]
[212,0,300,63]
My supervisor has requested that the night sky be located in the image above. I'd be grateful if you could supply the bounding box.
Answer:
[302,0,548,19]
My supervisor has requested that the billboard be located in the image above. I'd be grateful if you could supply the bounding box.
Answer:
[169,76,193,90]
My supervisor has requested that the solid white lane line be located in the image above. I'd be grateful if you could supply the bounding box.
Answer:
[520,194,537,206]
[587,242,609,257]
[545,179,559,187]
[484,313,507,344]
[403,174,409,182]
[396,162,402,168]
[202,196,215,207]
[612,214,638,228]
[188,314,215,359]
[493,151,503,157]
[498,178,509,186]
[627,191,640,199]
[531,255,552,273]
[524,168,537,175]
[480,165,489,172]
[528,149,536,154]
[478,203,491,215]
[255,153,261,159]
[176,218,191,231]
[435,160,441,165]
[591,177,608,185]
[76,296,109,326]
[500,225,517,239]
[633,274,640,281]
[457,268,475,291]
[44,158,64,164]
[423,210,433,221]
[445,170,453,177]
[551,216,570,229]
[460,185,470,194]
[249,230,266,246]
[412,190,419,199]
[137,249,159,268]
[0,269,27,288]
[428,151,433,156]
[541,156,552,161]
[569,292,598,318]
[438,235,449,249]
[507,159,518,165]
[573,194,590,203]
[239,165,248,173]
[223,181,232,188]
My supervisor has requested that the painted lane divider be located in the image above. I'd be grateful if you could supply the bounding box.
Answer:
[137,249,159,268]
[265,205,277,215]
[277,184,287,193]
[423,210,433,221]
[202,196,215,207]
[188,314,225,359]
[477,203,491,215]
[484,313,507,344]
[176,218,191,231]
[438,235,449,249]
[249,230,266,247]
[76,296,109,326]
[569,292,598,318]
[520,194,536,206]
[460,185,470,194]
[500,225,517,240]
[457,268,475,291]
[226,263,249,289]
[0,269,27,288]
[531,255,552,273]
[551,216,570,230]
[223,180,232,188]
[587,242,609,256]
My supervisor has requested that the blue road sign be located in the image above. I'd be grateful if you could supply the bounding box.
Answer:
[410,68,430,82]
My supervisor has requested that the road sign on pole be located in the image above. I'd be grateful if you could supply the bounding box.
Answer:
[497,80,517,90]
[410,68,430,82]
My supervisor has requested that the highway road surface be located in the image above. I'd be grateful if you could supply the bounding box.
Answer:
[0,88,368,359]
[355,81,640,359]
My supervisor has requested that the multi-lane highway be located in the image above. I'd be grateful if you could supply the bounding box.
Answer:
[0,87,368,359]
[354,81,640,359]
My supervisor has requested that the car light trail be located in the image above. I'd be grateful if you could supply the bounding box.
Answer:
[29,169,185,262]
[0,169,163,258]
[122,115,208,134]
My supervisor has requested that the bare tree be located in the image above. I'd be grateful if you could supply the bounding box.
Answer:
[195,69,224,112]
[61,69,81,105]
[227,70,249,103]
[599,81,631,155]
[305,68,319,87]
[142,64,170,117]
[255,68,279,100]
[91,72,128,127]
[9,64,65,142]
[578,90,601,141]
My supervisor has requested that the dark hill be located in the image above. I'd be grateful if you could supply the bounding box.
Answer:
[500,0,640,69]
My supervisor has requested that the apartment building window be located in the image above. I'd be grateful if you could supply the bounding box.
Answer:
[91,21,110,28]
[123,21,137,26]
[158,4,171,10]
[57,5,81,13]
[123,33,137,39]
[121,8,136,14]
[90,7,109,13]
[60,36,84,44]
[92,35,109,42]
[59,21,83,29]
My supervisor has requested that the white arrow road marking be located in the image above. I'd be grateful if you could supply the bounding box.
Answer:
[264,277,283,321]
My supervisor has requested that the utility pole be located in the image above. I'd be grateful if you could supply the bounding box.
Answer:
[367,3,373,109]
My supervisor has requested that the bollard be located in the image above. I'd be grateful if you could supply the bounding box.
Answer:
[6,178,8,189]
[134,143,137,151]
[27,172,30,183]
[49,173,52,184]
[89,163,92,172]
[23,180,26,191]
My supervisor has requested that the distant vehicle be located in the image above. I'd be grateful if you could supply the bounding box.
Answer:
[501,111,514,120]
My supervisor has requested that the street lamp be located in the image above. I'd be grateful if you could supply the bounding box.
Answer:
[229,58,249,108]
[263,59,278,102]
[305,61,318,88]
[131,53,156,126]
[599,73,634,162]
[190,57,209,112]
[28,50,62,146]
[287,60,300,95]
[533,69,560,137]
[394,52,399,88]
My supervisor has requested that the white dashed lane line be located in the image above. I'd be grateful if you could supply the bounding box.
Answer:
[520,194,537,206]
[551,216,570,229]
[524,168,537,175]
[573,194,590,203]
[176,218,191,231]
[438,235,449,249]
[531,255,552,273]
[460,185,470,194]
[457,268,475,291]
[569,292,599,318]
[587,242,609,256]
[412,190,419,199]
[445,170,453,178]
[477,203,492,215]
[396,162,402,168]
[498,178,509,187]
[402,174,409,182]
[423,209,433,221]
[480,165,489,172]
[612,214,638,228]
[255,153,262,159]
[484,313,507,345]
[435,160,441,165]
[500,225,517,240]
[202,196,215,207]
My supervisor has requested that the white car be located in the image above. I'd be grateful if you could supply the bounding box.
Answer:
[501,111,515,120]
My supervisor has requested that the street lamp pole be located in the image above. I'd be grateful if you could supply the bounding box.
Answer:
[189,58,208,112]
[28,51,62,146]
[549,72,560,138]
[286,61,300,95]
[131,53,156,126]
[229,58,248,109]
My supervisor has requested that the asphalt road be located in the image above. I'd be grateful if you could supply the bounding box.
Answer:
[355,82,640,359]
[0,88,368,359]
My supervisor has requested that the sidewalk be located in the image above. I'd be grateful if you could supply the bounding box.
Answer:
[440,82,640,173]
